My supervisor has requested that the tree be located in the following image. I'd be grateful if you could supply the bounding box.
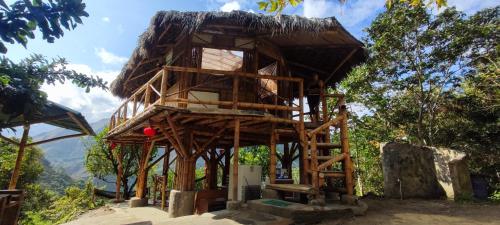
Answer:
[258,0,447,14]
[239,145,271,178]
[0,0,89,54]
[345,4,476,145]
[0,138,44,189]
[0,55,107,126]
[341,5,499,193]
[84,128,142,199]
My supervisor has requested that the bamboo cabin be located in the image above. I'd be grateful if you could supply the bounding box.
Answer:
[106,10,366,216]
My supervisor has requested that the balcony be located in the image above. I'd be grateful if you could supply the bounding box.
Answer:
[108,66,305,136]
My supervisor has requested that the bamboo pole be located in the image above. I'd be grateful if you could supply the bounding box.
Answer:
[160,69,169,105]
[8,124,30,190]
[222,147,230,186]
[163,65,302,82]
[270,124,277,184]
[232,119,240,201]
[161,146,170,210]
[144,84,152,108]
[232,76,239,109]
[311,133,318,189]
[340,107,354,195]
[115,146,124,202]
[298,80,309,185]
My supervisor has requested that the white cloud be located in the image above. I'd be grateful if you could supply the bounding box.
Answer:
[95,48,128,65]
[220,1,241,12]
[41,64,121,122]
[102,17,110,22]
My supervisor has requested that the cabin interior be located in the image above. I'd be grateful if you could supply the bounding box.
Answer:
[106,11,366,216]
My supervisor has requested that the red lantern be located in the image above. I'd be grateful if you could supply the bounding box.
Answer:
[110,142,117,150]
[143,126,156,137]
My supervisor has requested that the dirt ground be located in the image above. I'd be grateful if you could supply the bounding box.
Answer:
[322,198,500,225]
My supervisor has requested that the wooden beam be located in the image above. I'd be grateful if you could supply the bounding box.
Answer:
[325,48,358,83]
[0,134,20,146]
[67,112,92,135]
[9,124,30,189]
[231,119,240,201]
[166,115,187,156]
[270,125,277,184]
[192,125,227,159]
[26,133,86,147]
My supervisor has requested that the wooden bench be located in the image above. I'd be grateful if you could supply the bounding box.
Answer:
[0,190,25,225]
[194,189,228,214]
[265,184,317,202]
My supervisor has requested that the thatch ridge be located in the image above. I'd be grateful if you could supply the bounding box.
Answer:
[111,10,364,98]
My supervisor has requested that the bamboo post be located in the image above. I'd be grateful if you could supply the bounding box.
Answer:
[115,146,124,202]
[232,76,239,109]
[298,80,309,185]
[161,146,170,210]
[152,176,157,205]
[311,133,318,189]
[232,119,240,200]
[320,81,330,143]
[8,124,30,190]
[209,149,217,189]
[123,102,128,121]
[340,107,354,195]
[144,84,151,108]
[160,69,169,105]
[222,147,230,186]
[270,124,277,184]
[132,95,138,116]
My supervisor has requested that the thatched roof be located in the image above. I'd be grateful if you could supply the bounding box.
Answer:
[111,10,366,98]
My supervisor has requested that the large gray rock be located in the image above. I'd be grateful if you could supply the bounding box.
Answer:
[168,190,195,218]
[381,142,445,199]
[381,142,473,200]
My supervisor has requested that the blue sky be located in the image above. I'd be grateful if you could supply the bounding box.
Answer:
[4,0,499,123]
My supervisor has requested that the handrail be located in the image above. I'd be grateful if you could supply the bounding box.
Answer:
[108,66,304,131]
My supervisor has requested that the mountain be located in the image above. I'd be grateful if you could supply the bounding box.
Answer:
[39,157,74,194]
[34,118,108,180]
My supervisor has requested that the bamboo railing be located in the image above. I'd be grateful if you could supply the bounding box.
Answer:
[109,66,304,131]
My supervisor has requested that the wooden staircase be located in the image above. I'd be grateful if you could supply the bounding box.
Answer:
[298,93,354,199]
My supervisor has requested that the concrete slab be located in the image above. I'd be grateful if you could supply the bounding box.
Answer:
[247,199,368,224]
[64,202,292,225]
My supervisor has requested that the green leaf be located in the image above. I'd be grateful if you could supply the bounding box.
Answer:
[269,0,278,12]
[27,20,37,30]
[258,1,269,10]
[289,0,299,7]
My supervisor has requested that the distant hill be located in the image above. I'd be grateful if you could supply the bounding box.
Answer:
[34,118,108,180]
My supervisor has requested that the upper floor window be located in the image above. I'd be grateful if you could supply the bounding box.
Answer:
[201,48,243,71]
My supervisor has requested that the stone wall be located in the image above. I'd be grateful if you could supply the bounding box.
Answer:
[381,142,473,200]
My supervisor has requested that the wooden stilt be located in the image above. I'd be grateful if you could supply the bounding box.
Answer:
[161,145,170,210]
[298,80,309,185]
[340,107,354,195]
[310,133,318,189]
[115,145,124,202]
[8,124,30,190]
[222,147,230,186]
[270,124,277,184]
[232,119,240,201]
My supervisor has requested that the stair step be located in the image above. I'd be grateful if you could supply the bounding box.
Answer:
[319,171,346,178]
[317,143,342,148]
[308,156,337,160]
[308,143,342,149]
